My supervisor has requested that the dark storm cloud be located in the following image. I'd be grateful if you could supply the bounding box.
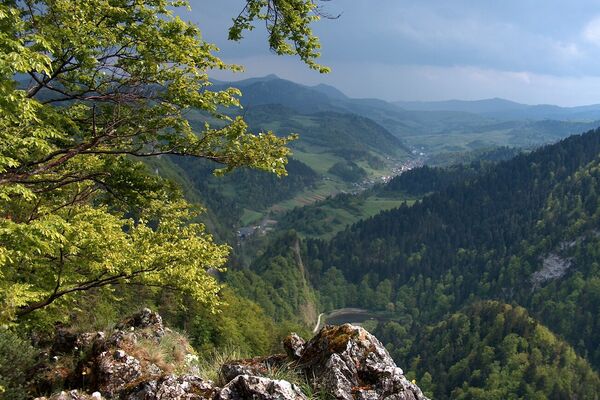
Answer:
[186,1,600,105]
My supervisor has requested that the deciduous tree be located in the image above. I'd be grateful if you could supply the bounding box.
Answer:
[0,0,327,322]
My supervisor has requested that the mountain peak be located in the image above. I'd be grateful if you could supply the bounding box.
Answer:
[263,73,281,80]
[311,83,348,99]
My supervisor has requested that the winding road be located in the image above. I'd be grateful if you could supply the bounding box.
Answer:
[313,312,324,333]
[312,308,373,334]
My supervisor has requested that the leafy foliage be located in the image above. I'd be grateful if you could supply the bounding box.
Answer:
[228,0,330,73]
[0,0,324,322]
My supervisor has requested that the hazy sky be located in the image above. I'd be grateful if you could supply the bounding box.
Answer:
[189,1,600,106]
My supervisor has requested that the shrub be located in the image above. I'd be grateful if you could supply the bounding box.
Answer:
[0,329,38,400]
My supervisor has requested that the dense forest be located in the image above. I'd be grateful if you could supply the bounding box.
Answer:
[376,301,600,399]
[223,128,600,398]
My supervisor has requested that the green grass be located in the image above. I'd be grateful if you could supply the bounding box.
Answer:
[196,142,412,229]
[290,149,342,175]
[193,347,248,384]
[280,194,416,240]
[268,179,344,213]
[360,197,415,215]
[289,115,320,128]
[402,129,518,154]
[311,197,411,239]
[192,347,333,399]
[240,209,263,226]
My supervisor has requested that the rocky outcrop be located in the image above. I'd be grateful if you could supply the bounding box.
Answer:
[283,333,306,359]
[219,375,307,400]
[531,253,573,288]
[219,354,288,384]
[127,375,218,399]
[36,310,428,400]
[297,324,426,400]
[114,308,165,339]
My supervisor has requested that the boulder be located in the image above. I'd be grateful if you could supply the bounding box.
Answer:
[114,308,165,339]
[219,375,307,400]
[96,349,143,396]
[36,390,98,400]
[127,375,218,400]
[220,354,288,384]
[283,333,305,360]
[298,324,428,400]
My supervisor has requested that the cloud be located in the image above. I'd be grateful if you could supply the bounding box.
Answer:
[186,1,600,105]
[583,16,600,46]
[209,55,600,106]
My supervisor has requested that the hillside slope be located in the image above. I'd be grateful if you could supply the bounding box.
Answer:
[377,301,600,399]
[302,127,600,369]
[215,76,600,154]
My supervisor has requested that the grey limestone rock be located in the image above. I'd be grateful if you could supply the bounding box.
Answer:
[114,308,165,339]
[283,333,306,360]
[298,324,428,400]
[97,350,143,396]
[219,375,307,400]
[127,375,218,400]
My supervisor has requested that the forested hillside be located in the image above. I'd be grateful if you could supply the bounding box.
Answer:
[150,96,413,232]
[145,75,600,233]
[378,301,600,399]
[274,147,521,239]
[234,128,600,396]
[307,130,597,308]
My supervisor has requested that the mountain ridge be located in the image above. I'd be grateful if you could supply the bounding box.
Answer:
[214,75,600,121]
[395,97,600,120]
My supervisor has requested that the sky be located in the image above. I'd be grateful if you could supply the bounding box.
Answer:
[188,1,600,106]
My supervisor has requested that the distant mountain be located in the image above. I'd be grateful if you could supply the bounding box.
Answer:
[395,98,600,121]
[395,98,529,114]
[310,83,348,100]
[242,104,411,158]
[214,76,600,154]
[222,78,496,141]
[216,76,335,114]
[216,75,415,120]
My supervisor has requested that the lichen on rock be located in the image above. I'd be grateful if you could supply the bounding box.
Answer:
[295,324,428,400]
[34,311,428,400]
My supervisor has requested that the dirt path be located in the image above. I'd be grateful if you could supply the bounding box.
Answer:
[312,308,371,333]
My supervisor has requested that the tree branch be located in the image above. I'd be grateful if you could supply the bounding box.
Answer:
[16,264,165,317]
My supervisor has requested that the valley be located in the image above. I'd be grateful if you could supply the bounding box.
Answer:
[144,77,600,399]
[163,76,600,239]
[7,3,600,400]
[226,120,600,398]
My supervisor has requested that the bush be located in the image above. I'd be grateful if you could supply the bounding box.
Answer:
[0,329,38,400]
